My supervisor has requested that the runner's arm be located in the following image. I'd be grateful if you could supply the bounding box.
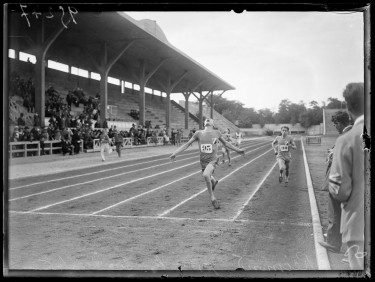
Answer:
[271,138,278,154]
[169,137,195,160]
[219,137,245,155]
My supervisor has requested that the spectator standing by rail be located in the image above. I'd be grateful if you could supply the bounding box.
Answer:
[33,113,40,127]
[113,130,123,157]
[327,82,365,270]
[40,127,49,155]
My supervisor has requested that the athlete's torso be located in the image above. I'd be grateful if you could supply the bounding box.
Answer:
[193,129,222,163]
[274,135,294,159]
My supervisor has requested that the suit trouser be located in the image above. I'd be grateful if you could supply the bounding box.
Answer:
[326,192,342,249]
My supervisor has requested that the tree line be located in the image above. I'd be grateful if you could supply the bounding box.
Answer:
[211,95,347,129]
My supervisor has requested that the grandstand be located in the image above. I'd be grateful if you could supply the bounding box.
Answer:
[7,10,239,138]
[180,101,240,133]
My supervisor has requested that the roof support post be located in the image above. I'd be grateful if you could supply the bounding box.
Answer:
[34,17,71,127]
[164,71,188,133]
[209,90,226,119]
[98,40,135,126]
[182,92,191,129]
[198,91,204,129]
[138,58,168,126]
[191,89,212,129]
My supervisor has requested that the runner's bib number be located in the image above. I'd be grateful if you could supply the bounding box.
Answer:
[279,145,288,152]
[201,144,213,153]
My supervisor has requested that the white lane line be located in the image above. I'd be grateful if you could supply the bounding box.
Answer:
[9,210,247,223]
[231,161,277,221]
[301,140,331,270]
[91,170,201,215]
[21,142,270,213]
[93,145,267,214]
[157,148,273,217]
[10,210,311,227]
[10,151,200,190]
[9,155,197,201]
[93,143,271,215]
[11,141,269,202]
[27,162,197,213]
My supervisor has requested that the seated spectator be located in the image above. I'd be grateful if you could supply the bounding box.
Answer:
[10,126,20,142]
[54,129,61,141]
[22,126,32,142]
[150,130,158,146]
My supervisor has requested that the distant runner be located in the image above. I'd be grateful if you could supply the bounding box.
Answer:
[271,126,297,186]
[235,131,242,148]
[169,118,245,209]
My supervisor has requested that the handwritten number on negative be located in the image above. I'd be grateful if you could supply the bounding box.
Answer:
[20,4,78,28]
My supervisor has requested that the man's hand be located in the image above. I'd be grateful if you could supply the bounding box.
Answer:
[169,153,176,162]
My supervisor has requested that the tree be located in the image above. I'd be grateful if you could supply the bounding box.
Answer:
[299,111,312,129]
[326,97,346,109]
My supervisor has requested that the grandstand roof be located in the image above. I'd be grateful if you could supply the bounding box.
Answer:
[8,10,235,94]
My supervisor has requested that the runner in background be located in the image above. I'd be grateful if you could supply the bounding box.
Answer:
[169,118,245,209]
[271,126,297,186]
[235,130,242,148]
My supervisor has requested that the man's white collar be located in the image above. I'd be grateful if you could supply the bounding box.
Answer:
[354,115,364,126]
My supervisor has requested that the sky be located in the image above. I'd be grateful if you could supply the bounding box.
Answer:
[126,11,364,113]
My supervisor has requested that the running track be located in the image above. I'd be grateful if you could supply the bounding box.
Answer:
[7,137,331,272]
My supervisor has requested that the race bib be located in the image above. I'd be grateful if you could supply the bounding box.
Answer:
[280,145,288,152]
[201,144,213,153]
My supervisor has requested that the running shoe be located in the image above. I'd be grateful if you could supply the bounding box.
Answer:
[212,199,220,209]
[279,175,283,183]
[212,180,219,191]
[285,180,288,187]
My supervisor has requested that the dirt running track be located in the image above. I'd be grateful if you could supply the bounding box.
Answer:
[6,137,335,276]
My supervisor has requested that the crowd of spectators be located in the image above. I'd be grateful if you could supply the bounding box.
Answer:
[9,73,196,157]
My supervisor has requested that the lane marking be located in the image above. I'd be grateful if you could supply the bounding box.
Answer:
[26,162,197,212]
[92,143,271,214]
[91,170,201,215]
[231,161,277,221]
[26,143,270,212]
[9,150,200,190]
[9,210,312,227]
[10,140,267,201]
[10,139,263,190]
[9,155,197,201]
[301,140,331,270]
[12,141,268,202]
[157,148,273,217]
